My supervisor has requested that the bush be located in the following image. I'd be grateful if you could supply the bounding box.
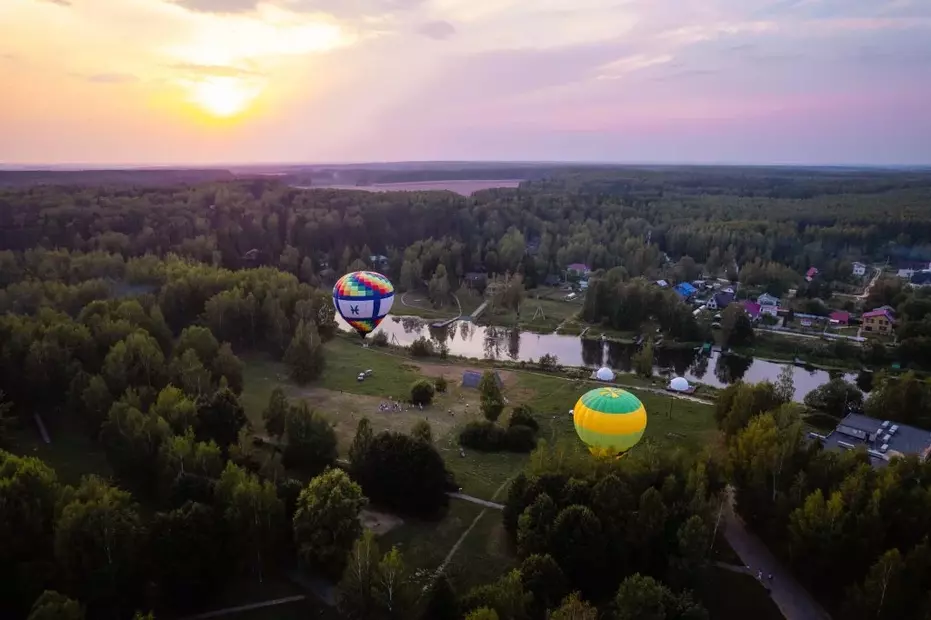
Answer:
[410,380,436,405]
[504,425,537,452]
[481,397,504,422]
[507,404,539,431]
[435,376,448,393]
[371,331,389,347]
[459,421,507,451]
[409,337,435,357]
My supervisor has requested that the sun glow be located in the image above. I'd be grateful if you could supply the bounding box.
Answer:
[187,77,261,118]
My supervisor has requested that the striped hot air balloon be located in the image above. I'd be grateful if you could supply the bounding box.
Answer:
[333,271,395,339]
[573,387,647,456]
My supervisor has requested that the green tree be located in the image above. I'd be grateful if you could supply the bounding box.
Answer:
[262,387,288,440]
[293,468,367,579]
[466,609,499,620]
[0,452,61,615]
[338,529,379,619]
[100,400,171,492]
[284,319,326,384]
[520,553,567,619]
[548,592,597,620]
[54,476,145,616]
[550,506,605,596]
[176,326,220,366]
[349,417,374,473]
[720,305,754,348]
[81,374,113,431]
[26,591,84,620]
[283,402,338,473]
[517,493,556,558]
[614,573,671,620]
[803,378,863,417]
[150,385,198,434]
[170,349,213,398]
[215,462,285,582]
[429,264,451,306]
[212,342,244,394]
[411,419,433,443]
[633,339,654,378]
[262,296,291,355]
[372,546,417,619]
[775,365,795,404]
[197,387,248,450]
[148,501,226,608]
[421,574,458,620]
[410,379,435,405]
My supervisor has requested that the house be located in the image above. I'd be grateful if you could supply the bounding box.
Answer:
[742,302,762,321]
[707,291,735,310]
[818,413,931,469]
[806,267,819,282]
[757,293,780,307]
[566,263,591,278]
[656,280,669,288]
[910,271,931,287]
[829,311,851,326]
[674,282,698,299]
[898,269,916,280]
[862,308,896,335]
[852,262,867,277]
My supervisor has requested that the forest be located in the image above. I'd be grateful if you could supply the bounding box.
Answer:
[2,167,931,619]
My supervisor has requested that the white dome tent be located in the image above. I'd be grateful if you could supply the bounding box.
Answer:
[595,367,615,382]
[669,376,690,392]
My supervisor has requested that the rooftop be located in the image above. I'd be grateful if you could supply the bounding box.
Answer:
[820,413,931,468]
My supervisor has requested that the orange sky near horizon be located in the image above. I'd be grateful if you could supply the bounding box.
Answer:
[1,0,929,165]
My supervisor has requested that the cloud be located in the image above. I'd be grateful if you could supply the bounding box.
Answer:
[168,0,259,13]
[86,73,137,84]
[596,53,674,79]
[35,0,71,5]
[417,20,456,40]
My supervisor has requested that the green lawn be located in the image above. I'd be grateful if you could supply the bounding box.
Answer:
[481,289,583,333]
[379,500,485,575]
[445,507,518,590]
[6,417,112,484]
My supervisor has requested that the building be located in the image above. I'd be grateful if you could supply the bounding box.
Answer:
[742,301,761,321]
[862,308,896,334]
[817,413,931,469]
[852,262,867,277]
[757,293,780,307]
[805,267,819,282]
[368,254,389,268]
[707,291,735,310]
[829,310,851,326]
[674,282,698,299]
[566,263,591,278]
[656,280,669,288]
[910,271,931,287]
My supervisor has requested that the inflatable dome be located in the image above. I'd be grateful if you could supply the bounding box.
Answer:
[669,376,690,392]
[595,367,615,381]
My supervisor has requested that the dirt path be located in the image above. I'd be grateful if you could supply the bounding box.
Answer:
[436,476,513,576]
[179,595,307,619]
[724,488,831,620]
[447,492,505,510]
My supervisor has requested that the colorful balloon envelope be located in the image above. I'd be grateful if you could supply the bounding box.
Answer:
[333,271,395,339]
[573,387,647,456]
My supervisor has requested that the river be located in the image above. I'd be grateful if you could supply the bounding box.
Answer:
[338,315,858,402]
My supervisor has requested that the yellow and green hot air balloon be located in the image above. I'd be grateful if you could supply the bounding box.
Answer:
[573,387,647,457]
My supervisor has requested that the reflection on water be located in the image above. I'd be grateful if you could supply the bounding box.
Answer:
[351,316,855,402]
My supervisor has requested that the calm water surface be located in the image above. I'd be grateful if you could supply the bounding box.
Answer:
[338,315,857,402]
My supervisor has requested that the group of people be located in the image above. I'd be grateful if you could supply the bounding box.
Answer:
[377,400,425,413]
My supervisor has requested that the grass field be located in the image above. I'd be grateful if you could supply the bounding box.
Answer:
[481,288,583,333]
[7,417,111,484]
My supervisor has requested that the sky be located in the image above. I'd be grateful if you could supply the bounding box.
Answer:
[1,0,930,166]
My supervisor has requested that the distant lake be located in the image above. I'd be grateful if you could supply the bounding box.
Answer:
[297,180,522,196]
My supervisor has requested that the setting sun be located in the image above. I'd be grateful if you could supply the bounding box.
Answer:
[188,77,261,118]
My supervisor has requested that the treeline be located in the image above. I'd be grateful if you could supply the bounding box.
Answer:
[3,169,931,298]
[716,380,931,618]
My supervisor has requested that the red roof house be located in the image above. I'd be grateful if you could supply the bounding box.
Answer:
[829,311,850,325]
[805,267,819,281]
[742,301,762,320]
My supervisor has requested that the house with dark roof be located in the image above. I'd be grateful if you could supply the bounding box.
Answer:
[817,413,931,469]
[707,291,735,310]
[911,271,931,287]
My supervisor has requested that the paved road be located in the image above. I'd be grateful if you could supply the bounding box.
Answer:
[723,489,831,620]
[179,595,307,619]
[448,492,505,510]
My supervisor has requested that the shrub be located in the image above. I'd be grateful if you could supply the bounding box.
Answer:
[507,404,539,431]
[459,421,506,451]
[371,331,389,347]
[435,376,448,393]
[409,337,435,357]
[504,425,537,452]
[410,380,436,406]
[481,397,505,422]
